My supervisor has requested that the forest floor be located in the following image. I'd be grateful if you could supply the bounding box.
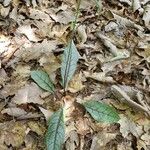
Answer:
[0,0,150,149]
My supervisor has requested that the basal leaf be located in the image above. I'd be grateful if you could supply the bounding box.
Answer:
[31,70,54,93]
[61,40,80,89]
[83,101,120,123]
[46,108,65,150]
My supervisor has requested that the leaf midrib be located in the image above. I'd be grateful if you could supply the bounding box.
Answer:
[36,73,54,92]
[52,109,63,150]
[63,41,73,89]
[85,104,117,121]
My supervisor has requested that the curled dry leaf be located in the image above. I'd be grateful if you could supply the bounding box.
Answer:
[29,8,52,23]
[0,5,10,17]
[12,82,44,105]
[1,107,27,117]
[111,85,150,115]
[104,11,144,31]
[3,0,11,6]
[142,4,150,28]
[104,21,119,33]
[132,0,142,12]
[84,71,116,83]
[141,0,150,5]
[119,0,132,6]
[17,25,41,42]
[17,112,43,120]
[39,107,53,122]
[96,32,130,61]
[118,114,143,138]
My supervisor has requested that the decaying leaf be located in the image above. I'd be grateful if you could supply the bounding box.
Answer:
[111,85,150,115]
[17,25,41,42]
[77,25,87,44]
[132,0,142,12]
[1,107,27,117]
[0,34,10,54]
[29,8,52,23]
[104,11,144,31]
[65,130,79,150]
[39,54,60,82]
[13,64,31,78]
[68,72,85,93]
[50,8,74,24]
[1,0,150,149]
[119,114,143,138]
[0,68,8,85]
[84,71,116,83]
[90,131,117,150]
[39,107,53,122]
[119,0,131,6]
[0,121,27,148]
[12,82,44,105]
[14,39,58,62]
[96,32,130,61]
[28,121,45,136]
[142,4,150,28]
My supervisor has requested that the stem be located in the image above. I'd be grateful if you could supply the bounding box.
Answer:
[72,0,82,33]
[63,0,82,94]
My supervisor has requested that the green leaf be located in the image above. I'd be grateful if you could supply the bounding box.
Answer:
[94,0,102,12]
[31,70,54,93]
[61,40,80,89]
[83,101,120,123]
[46,108,65,150]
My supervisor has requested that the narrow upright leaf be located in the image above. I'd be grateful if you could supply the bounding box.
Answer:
[31,70,54,93]
[61,40,80,89]
[83,101,120,123]
[46,108,65,150]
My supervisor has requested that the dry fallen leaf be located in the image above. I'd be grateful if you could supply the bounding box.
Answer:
[50,8,74,24]
[142,4,150,28]
[39,106,53,122]
[28,121,45,136]
[17,25,41,42]
[0,34,10,54]
[12,82,44,105]
[90,130,117,150]
[14,39,58,62]
[0,121,27,147]
[118,114,143,138]
[68,72,85,93]
[84,71,116,83]
[65,130,79,150]
[1,107,27,117]
[77,25,87,44]
[13,64,31,78]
